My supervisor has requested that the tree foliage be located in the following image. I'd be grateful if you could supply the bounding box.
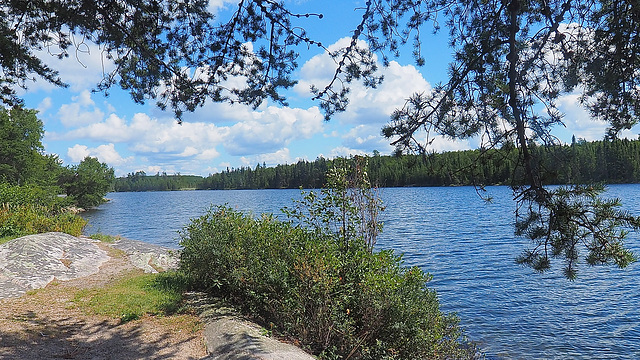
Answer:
[1,0,329,119]
[0,106,115,209]
[62,156,115,209]
[368,0,640,278]
[0,107,44,185]
[284,157,385,252]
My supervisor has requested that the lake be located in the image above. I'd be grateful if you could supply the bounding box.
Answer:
[81,185,640,359]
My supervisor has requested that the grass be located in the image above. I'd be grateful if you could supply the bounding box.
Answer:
[0,235,17,245]
[89,233,122,243]
[73,270,187,323]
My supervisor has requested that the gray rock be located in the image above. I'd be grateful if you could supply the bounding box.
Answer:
[109,237,180,273]
[186,292,316,360]
[0,232,110,299]
[204,317,316,360]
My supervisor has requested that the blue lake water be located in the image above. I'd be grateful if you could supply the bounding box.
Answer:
[81,185,640,359]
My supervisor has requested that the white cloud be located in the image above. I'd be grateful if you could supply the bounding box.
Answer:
[341,125,393,153]
[555,92,609,142]
[37,97,52,114]
[57,90,105,127]
[207,0,237,14]
[197,148,221,160]
[55,102,321,173]
[25,36,116,94]
[93,143,131,165]
[326,146,368,158]
[240,148,293,167]
[144,165,165,175]
[295,38,431,125]
[67,144,91,162]
[67,143,132,166]
[555,92,640,142]
[56,113,127,142]
[428,135,473,153]
[224,106,324,155]
[339,61,431,125]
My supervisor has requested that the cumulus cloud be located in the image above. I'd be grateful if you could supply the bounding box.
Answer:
[326,146,368,159]
[67,144,91,162]
[240,148,293,167]
[555,92,609,142]
[428,135,474,153]
[37,97,52,115]
[54,97,326,175]
[224,106,324,155]
[57,90,105,127]
[295,38,431,125]
[24,36,115,95]
[67,143,132,166]
[555,92,640,142]
[341,125,393,153]
[292,37,444,156]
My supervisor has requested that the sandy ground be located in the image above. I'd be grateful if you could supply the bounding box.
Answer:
[0,243,208,360]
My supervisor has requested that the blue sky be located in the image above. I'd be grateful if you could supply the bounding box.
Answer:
[16,0,640,177]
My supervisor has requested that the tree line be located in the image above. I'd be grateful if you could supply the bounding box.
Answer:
[113,137,640,192]
[113,171,203,192]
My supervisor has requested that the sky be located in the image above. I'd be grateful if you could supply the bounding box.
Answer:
[16,0,640,177]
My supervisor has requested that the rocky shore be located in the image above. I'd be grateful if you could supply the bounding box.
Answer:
[0,232,314,359]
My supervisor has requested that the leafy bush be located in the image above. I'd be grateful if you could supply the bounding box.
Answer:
[0,203,86,239]
[0,183,86,240]
[180,206,474,359]
[179,158,476,359]
[0,182,69,208]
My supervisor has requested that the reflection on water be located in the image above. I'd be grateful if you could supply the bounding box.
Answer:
[81,185,640,359]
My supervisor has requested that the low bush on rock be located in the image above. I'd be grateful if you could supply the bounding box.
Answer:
[179,158,477,359]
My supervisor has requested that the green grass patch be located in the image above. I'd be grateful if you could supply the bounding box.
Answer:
[89,233,121,243]
[73,271,187,323]
[0,235,17,245]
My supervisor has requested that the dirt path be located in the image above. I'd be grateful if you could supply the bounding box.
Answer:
[0,243,207,360]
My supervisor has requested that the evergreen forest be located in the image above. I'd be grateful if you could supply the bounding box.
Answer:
[113,137,640,191]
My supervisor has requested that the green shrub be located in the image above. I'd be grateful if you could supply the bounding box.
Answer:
[180,159,477,359]
[0,183,86,240]
[0,203,87,239]
[179,159,477,359]
[179,206,475,359]
[0,182,68,208]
